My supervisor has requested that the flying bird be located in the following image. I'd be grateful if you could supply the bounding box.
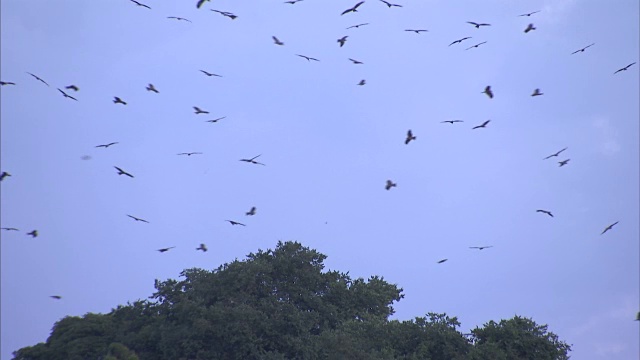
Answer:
[26,72,49,86]
[346,23,369,29]
[571,43,595,54]
[272,36,285,46]
[167,16,192,22]
[524,23,536,33]
[246,206,256,216]
[405,29,428,34]
[465,41,487,50]
[469,246,493,250]
[531,88,543,96]
[467,21,491,28]
[113,97,127,105]
[178,152,203,156]
[348,58,363,64]
[536,209,554,217]
[472,120,491,129]
[296,54,319,62]
[543,147,567,160]
[558,159,570,167]
[1,171,11,181]
[341,1,365,15]
[385,180,397,190]
[127,215,149,223]
[226,220,246,226]
[50,296,62,300]
[206,116,226,123]
[196,0,209,8]
[358,79,366,86]
[614,62,636,74]
[200,70,222,77]
[600,221,619,235]
[380,0,402,8]
[449,37,471,46]
[519,10,541,17]
[27,230,38,238]
[193,106,209,114]
[441,120,464,124]
[1,227,19,231]
[65,85,79,91]
[96,142,119,148]
[130,0,151,9]
[338,36,348,47]
[405,130,416,144]
[157,247,176,253]
[437,259,448,264]
[483,85,493,98]
[57,88,78,101]
[240,154,265,165]
[146,84,159,93]
[114,166,134,178]
[211,10,237,19]
[196,243,208,252]
[0,81,16,86]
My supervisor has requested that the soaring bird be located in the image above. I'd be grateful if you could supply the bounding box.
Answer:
[246,206,257,216]
[483,85,493,98]
[0,81,16,86]
[240,154,266,165]
[348,58,363,64]
[437,259,448,264]
[558,159,570,167]
[469,246,493,250]
[405,29,428,34]
[531,88,543,96]
[130,0,151,9]
[472,120,491,129]
[26,72,49,86]
[206,116,226,123]
[285,0,304,3]
[467,21,491,28]
[405,130,416,144]
[196,243,208,252]
[178,152,203,156]
[536,209,554,217]
[337,36,348,47]
[157,247,176,253]
[465,41,487,50]
[543,147,567,160]
[0,171,11,181]
[357,79,366,86]
[571,43,595,55]
[272,36,285,46]
[519,10,541,17]
[346,23,369,29]
[441,120,464,124]
[114,166,134,178]
[1,227,19,231]
[226,220,246,226]
[96,142,119,148]
[200,70,222,77]
[50,295,62,300]
[196,0,209,8]
[385,180,397,190]
[167,16,192,22]
[524,23,536,33]
[211,9,237,20]
[146,84,159,93]
[57,88,78,101]
[65,85,79,91]
[341,1,365,15]
[193,106,209,114]
[296,54,320,62]
[127,215,149,223]
[614,62,636,74]
[113,97,127,105]
[27,230,38,238]
[600,221,619,235]
[380,0,402,7]
[449,37,471,46]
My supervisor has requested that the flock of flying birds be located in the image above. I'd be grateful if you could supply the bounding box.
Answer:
[0,0,636,302]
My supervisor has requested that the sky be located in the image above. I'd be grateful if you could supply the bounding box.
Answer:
[1,0,638,359]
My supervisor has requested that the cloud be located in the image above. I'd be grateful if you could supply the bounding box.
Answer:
[592,117,621,156]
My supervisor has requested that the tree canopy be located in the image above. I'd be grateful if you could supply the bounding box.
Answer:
[13,241,571,360]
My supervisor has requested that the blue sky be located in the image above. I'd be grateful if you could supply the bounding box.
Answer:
[1,0,638,359]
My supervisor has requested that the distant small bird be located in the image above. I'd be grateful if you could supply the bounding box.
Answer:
[200,70,222,77]
[284,0,304,4]
[536,209,554,217]
[405,130,416,144]
[483,86,493,99]
[127,215,149,223]
[518,10,540,17]
[1,227,19,231]
[614,62,636,74]
[211,9,237,19]
[449,37,471,46]
[50,295,62,300]
[178,152,203,156]
[380,0,402,7]
[146,84,159,93]
[246,206,256,216]
[467,21,491,28]
[114,166,134,178]
[346,23,369,29]
[240,154,265,165]
[157,246,176,253]
[472,120,491,129]
[405,29,428,34]
[465,41,487,50]
[194,106,209,114]
[524,23,536,33]
[348,58,363,64]
[531,88,543,96]
[437,259,448,264]
[338,36,349,47]
[196,0,209,9]
[543,147,567,160]
[571,43,595,55]
[27,230,38,238]
[272,36,285,46]
[113,97,127,105]
[357,79,366,86]
[96,142,119,148]
[385,180,397,190]
[441,120,464,124]
[0,81,16,86]
[206,116,226,123]
[341,1,364,15]
[167,16,192,22]
[469,246,493,250]
[0,171,11,181]
[26,72,49,86]
[296,54,319,62]
[226,220,246,226]
[81,155,92,161]
[130,0,151,9]
[65,85,79,91]
[558,159,570,167]
[600,221,619,235]
[57,88,78,101]
[196,243,208,252]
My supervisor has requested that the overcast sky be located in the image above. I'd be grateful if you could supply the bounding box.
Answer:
[1,0,638,359]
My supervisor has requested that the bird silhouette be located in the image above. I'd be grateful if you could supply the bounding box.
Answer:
[178,152,203,156]
[57,88,78,101]
[196,243,208,252]
[543,147,567,160]
[441,120,464,124]
[26,72,49,86]
[385,180,397,190]
[194,106,209,114]
[536,209,554,217]
[1,227,19,231]
[211,10,237,19]
[114,166,134,178]
[246,206,256,216]
[531,88,543,96]
[272,36,285,46]
[296,54,320,62]
[206,116,226,123]
[405,130,416,144]
[50,295,62,300]
[558,159,570,167]
[600,221,619,235]
[284,0,304,4]
[146,84,159,93]
[405,29,428,34]
[127,215,149,223]
[341,1,365,15]
[130,0,151,9]
[524,23,536,33]
[113,97,127,105]
[380,0,402,7]
[27,230,38,238]
[472,120,491,129]
[200,70,222,77]
[358,79,366,86]
[240,154,265,165]
[437,259,448,264]
[65,85,79,91]
[571,43,595,55]
[346,23,369,29]
[469,246,493,250]
[614,62,636,74]
[157,247,176,253]
[465,41,487,50]
[0,81,16,86]
[519,10,540,17]
[338,36,348,47]
[226,220,246,226]
[196,0,209,8]
[449,37,471,46]
[167,16,192,22]
[348,58,363,64]
[96,142,119,148]
[467,21,491,28]
[1,171,11,181]
[483,86,493,98]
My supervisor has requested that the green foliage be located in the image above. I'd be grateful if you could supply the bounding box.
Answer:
[12,241,572,360]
